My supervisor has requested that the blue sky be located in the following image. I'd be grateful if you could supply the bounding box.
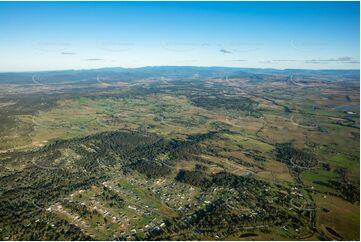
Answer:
[0,1,359,71]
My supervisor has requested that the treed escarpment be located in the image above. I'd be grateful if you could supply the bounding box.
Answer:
[0,129,227,240]
[0,128,313,240]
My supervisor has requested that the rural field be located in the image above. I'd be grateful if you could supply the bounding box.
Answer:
[0,67,359,240]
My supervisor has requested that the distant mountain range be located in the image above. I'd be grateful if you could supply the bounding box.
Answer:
[0,66,359,84]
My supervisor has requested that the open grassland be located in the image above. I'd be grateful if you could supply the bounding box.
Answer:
[314,193,359,240]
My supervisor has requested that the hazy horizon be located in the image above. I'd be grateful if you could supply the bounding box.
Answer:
[0,65,360,74]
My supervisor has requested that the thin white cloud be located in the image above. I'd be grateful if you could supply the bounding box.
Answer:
[86,58,104,61]
[220,48,233,54]
[305,56,358,63]
[61,52,76,55]
[272,59,296,62]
